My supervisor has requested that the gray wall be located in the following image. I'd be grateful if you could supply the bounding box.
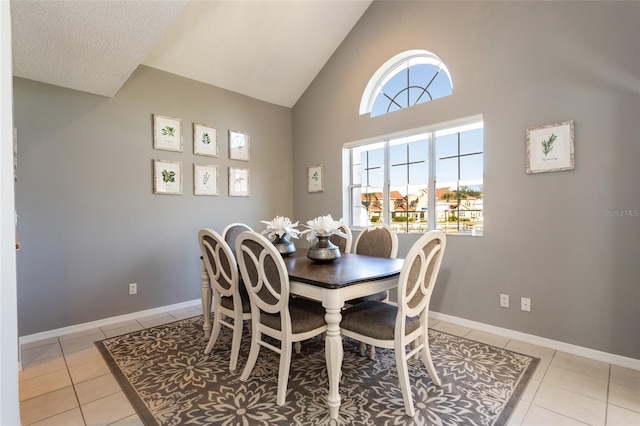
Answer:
[14,66,293,336]
[293,1,640,358]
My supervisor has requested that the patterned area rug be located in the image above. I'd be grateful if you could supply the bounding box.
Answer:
[96,316,538,426]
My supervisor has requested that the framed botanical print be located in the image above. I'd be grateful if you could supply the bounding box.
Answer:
[153,114,183,152]
[228,130,250,161]
[153,159,182,195]
[193,123,218,157]
[228,167,250,197]
[194,164,219,196]
[307,164,324,192]
[526,120,575,174]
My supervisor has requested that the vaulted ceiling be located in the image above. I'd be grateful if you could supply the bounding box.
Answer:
[11,0,372,107]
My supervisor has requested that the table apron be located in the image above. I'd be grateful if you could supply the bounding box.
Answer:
[290,277,398,309]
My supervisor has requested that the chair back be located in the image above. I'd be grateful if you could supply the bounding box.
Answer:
[397,230,446,320]
[353,225,398,258]
[329,224,352,254]
[198,228,238,299]
[236,231,291,319]
[222,223,253,250]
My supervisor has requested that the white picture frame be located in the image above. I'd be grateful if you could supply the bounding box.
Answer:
[526,120,575,174]
[193,123,218,157]
[307,164,324,192]
[194,164,219,196]
[153,114,183,152]
[153,159,182,195]
[228,130,250,161]
[228,167,250,197]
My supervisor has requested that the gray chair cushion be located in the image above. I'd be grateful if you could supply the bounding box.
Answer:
[260,297,326,333]
[341,300,420,340]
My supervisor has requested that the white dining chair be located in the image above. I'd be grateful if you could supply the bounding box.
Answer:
[199,228,251,371]
[236,231,327,406]
[348,224,398,358]
[340,230,446,416]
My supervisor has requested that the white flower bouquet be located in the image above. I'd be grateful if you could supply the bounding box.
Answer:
[300,214,348,242]
[260,216,301,240]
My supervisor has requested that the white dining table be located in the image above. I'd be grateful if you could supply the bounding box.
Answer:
[282,250,403,419]
[200,249,403,419]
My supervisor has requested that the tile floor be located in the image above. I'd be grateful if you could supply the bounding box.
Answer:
[18,307,640,425]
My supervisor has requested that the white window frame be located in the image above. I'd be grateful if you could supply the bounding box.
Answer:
[343,115,483,236]
[359,49,453,117]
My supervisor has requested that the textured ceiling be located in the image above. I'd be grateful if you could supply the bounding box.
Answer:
[11,0,372,107]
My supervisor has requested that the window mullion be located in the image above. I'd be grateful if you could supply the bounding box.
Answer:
[428,132,436,230]
[383,141,391,227]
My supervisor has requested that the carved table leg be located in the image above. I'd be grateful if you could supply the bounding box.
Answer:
[201,257,212,338]
[323,293,344,419]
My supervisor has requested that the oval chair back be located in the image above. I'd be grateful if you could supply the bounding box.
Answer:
[397,230,446,330]
[353,225,398,258]
[329,224,352,254]
[221,222,253,251]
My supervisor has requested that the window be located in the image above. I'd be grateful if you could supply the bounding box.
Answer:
[346,117,483,236]
[360,50,453,118]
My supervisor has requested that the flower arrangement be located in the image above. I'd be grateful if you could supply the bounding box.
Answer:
[260,216,301,240]
[300,214,347,242]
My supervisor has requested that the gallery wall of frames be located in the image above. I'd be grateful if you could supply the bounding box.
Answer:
[151,114,250,197]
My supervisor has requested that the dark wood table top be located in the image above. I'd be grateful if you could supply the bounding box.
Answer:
[282,250,404,289]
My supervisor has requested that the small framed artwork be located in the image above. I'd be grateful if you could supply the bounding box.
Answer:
[193,123,218,157]
[526,120,575,174]
[153,159,182,195]
[307,164,324,192]
[194,164,219,196]
[153,114,183,152]
[229,130,250,161]
[228,167,250,197]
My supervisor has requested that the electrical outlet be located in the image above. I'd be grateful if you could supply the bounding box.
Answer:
[500,294,509,308]
[128,283,137,295]
[521,297,531,312]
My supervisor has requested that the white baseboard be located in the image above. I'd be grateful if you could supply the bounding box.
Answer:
[18,300,638,371]
[19,299,201,346]
[430,311,640,371]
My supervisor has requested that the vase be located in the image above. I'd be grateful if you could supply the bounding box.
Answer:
[307,235,341,263]
[272,233,296,256]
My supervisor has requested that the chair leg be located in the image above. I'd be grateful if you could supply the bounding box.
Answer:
[421,334,442,386]
[395,343,415,417]
[204,310,223,354]
[240,331,261,382]
[359,342,366,357]
[369,344,376,360]
[229,318,244,371]
[294,341,301,354]
[277,340,293,406]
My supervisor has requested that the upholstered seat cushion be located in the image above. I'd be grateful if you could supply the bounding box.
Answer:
[340,300,420,340]
[259,297,327,333]
[220,282,251,313]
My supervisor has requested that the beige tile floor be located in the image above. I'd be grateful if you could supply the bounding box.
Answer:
[18,307,640,426]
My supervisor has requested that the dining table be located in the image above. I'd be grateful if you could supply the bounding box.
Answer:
[200,248,404,419]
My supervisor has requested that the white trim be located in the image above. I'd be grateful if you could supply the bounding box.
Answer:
[19,299,202,346]
[343,114,483,149]
[18,299,638,372]
[430,311,640,371]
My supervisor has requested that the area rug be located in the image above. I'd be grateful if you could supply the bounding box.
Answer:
[96,316,538,426]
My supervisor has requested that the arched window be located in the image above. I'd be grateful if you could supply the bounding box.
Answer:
[360,50,453,118]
